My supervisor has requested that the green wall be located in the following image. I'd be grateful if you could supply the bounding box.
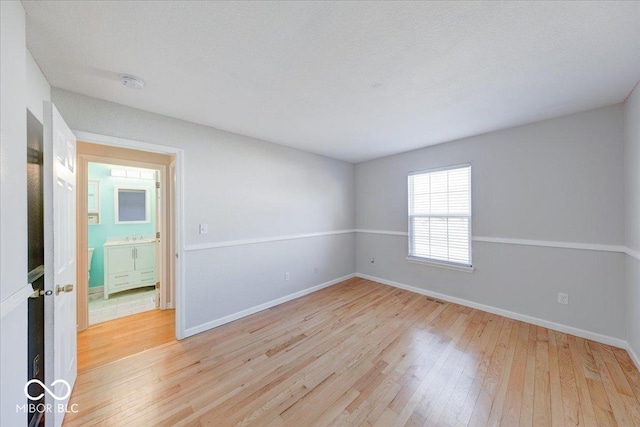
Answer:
[87,162,156,287]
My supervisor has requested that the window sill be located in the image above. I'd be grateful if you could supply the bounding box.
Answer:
[406,257,475,273]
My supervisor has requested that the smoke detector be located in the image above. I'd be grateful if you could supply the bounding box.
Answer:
[120,75,145,90]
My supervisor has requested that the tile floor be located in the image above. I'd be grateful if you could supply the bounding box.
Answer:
[88,286,157,325]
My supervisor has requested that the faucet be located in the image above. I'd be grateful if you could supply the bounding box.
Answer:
[132,232,136,241]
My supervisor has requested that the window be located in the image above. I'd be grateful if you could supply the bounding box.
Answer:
[408,164,471,268]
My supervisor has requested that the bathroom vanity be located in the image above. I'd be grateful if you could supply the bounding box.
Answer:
[103,238,156,299]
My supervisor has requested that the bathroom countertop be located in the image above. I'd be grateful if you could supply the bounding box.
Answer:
[103,238,157,247]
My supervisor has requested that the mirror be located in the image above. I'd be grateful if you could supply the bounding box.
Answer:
[115,187,149,223]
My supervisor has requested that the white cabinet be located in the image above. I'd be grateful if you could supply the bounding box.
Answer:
[103,241,156,299]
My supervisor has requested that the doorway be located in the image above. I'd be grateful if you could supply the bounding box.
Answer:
[76,142,176,332]
[86,161,161,324]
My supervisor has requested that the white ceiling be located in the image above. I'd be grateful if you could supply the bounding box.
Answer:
[24,1,640,163]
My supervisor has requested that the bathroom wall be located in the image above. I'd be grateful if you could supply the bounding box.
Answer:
[87,162,156,287]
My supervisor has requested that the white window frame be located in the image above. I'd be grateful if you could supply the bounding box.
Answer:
[114,186,151,224]
[407,163,473,272]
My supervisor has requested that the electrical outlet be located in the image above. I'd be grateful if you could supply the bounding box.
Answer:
[199,223,208,234]
[557,293,569,305]
[370,257,375,264]
[285,272,290,281]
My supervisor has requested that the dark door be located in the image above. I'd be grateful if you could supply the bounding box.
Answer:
[27,110,45,427]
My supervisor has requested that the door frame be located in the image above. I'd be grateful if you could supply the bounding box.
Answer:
[73,131,185,339]
[77,152,168,322]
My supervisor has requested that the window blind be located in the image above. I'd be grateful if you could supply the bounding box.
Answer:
[408,164,471,267]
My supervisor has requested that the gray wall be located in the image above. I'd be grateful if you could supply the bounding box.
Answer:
[51,88,356,334]
[625,84,640,357]
[48,85,635,347]
[356,105,627,339]
[0,2,28,425]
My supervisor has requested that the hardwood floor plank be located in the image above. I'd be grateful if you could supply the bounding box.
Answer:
[555,331,584,427]
[596,342,636,397]
[612,347,640,402]
[395,312,477,425]
[430,310,486,426]
[77,308,175,373]
[501,322,529,426]
[547,328,565,426]
[567,335,599,427]
[468,318,513,427]
[485,321,519,426]
[437,311,489,426]
[413,312,478,424]
[453,314,505,427]
[518,325,537,427]
[533,327,551,426]
[65,279,640,427]
[589,341,632,426]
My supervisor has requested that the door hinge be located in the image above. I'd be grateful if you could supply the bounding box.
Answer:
[156,282,161,308]
[156,231,160,239]
[156,181,160,189]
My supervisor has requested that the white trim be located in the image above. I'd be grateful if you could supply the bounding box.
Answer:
[408,164,473,269]
[626,343,640,372]
[354,229,627,254]
[355,273,628,349]
[73,130,186,339]
[408,162,471,176]
[113,185,151,224]
[0,283,33,319]
[355,229,408,236]
[74,131,179,156]
[184,229,355,252]
[626,247,640,261]
[183,274,356,337]
[406,257,475,273]
[472,236,625,253]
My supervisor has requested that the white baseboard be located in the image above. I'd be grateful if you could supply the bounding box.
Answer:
[88,285,103,296]
[180,270,640,372]
[183,274,356,338]
[627,343,640,371]
[355,273,629,350]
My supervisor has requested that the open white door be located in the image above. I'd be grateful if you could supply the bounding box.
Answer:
[43,102,77,427]
[155,171,162,309]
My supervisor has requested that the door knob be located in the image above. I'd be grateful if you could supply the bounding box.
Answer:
[56,284,74,295]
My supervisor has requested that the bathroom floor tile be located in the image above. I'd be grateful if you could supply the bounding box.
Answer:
[88,286,157,325]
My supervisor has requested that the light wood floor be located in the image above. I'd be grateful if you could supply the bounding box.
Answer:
[66,278,640,426]
[77,308,175,373]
